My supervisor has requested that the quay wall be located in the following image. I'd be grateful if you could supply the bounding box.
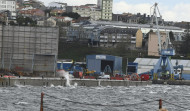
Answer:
[0,77,152,87]
[152,80,190,85]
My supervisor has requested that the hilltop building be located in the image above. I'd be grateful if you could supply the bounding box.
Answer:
[48,2,67,10]
[67,4,101,21]
[97,0,113,21]
[0,0,16,19]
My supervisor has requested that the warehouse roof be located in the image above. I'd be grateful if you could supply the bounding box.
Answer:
[100,28,138,35]
[91,21,184,31]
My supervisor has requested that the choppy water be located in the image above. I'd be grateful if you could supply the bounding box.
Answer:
[0,84,190,111]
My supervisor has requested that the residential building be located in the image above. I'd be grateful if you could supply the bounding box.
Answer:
[19,8,45,17]
[50,9,64,16]
[136,30,143,48]
[66,20,185,51]
[48,2,67,11]
[69,5,101,21]
[37,17,57,27]
[23,0,45,9]
[16,0,23,5]
[99,28,142,48]
[0,0,16,18]
[112,13,163,25]
[148,32,167,56]
[37,16,72,27]
[97,0,113,21]
[90,21,185,36]
[0,10,11,23]
[53,16,73,22]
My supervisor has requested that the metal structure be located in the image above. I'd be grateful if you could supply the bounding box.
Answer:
[86,55,122,74]
[0,25,59,76]
[151,3,177,80]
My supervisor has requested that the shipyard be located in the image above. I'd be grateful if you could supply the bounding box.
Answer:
[0,0,190,111]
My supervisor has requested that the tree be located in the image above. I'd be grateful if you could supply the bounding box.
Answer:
[181,33,190,56]
[16,16,25,25]
[9,21,15,25]
[16,16,37,26]
[138,18,147,24]
[169,31,175,42]
[61,12,81,20]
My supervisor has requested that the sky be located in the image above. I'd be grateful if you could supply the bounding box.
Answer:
[39,0,190,22]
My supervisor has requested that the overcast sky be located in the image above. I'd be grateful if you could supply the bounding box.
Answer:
[39,0,190,22]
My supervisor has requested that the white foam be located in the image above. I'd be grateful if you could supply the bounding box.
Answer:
[74,82,78,87]
[15,102,28,105]
[57,70,71,86]
[149,90,157,94]
[50,84,54,87]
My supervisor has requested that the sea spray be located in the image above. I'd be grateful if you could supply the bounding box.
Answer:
[57,70,71,86]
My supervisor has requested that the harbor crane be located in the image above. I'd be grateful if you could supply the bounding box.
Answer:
[150,3,182,80]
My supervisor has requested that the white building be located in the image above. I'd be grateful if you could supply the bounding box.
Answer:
[0,0,16,18]
[72,5,101,21]
[48,2,67,10]
[97,0,113,21]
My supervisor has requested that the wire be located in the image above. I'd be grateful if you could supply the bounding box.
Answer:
[44,93,157,107]
[163,100,190,110]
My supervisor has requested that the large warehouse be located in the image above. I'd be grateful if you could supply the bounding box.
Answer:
[134,58,190,74]
[0,25,59,76]
[86,55,122,74]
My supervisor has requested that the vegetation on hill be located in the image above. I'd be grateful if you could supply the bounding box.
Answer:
[61,12,81,20]
[58,41,147,72]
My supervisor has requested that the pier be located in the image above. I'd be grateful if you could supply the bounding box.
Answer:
[0,77,152,87]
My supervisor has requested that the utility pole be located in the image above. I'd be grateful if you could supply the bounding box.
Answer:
[126,58,128,75]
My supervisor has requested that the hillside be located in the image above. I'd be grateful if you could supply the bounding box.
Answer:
[58,41,147,72]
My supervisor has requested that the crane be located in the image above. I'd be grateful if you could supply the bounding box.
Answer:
[150,3,176,80]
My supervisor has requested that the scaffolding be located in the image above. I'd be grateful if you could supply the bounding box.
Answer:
[0,25,59,76]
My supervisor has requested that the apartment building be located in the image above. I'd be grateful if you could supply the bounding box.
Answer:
[97,0,113,21]
[99,28,143,49]
[0,0,16,18]
[148,32,168,56]
[69,5,101,21]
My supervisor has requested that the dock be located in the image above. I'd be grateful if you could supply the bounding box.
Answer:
[152,80,190,85]
[0,77,152,87]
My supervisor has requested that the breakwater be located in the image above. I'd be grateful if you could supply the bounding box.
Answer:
[0,77,152,87]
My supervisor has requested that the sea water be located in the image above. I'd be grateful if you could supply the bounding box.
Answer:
[0,85,190,111]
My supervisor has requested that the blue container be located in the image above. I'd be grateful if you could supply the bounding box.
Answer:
[182,74,190,80]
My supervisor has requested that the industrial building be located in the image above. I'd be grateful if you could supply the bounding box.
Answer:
[86,55,122,75]
[134,58,190,74]
[0,25,59,76]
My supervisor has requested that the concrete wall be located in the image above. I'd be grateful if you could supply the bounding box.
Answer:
[153,80,190,85]
[0,77,152,87]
